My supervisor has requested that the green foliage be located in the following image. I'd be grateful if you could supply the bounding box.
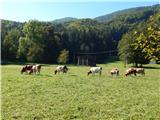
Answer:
[134,13,160,62]
[43,24,63,63]
[57,49,69,64]
[1,20,23,61]
[22,20,44,44]
[95,4,159,22]
[118,12,160,65]
[53,17,77,24]
[27,44,44,62]
[17,20,45,62]
[118,29,149,66]
[65,19,114,61]
[118,32,134,64]
[17,37,29,61]
[3,28,20,60]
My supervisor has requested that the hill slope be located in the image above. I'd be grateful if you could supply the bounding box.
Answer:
[94,4,160,22]
[52,17,77,24]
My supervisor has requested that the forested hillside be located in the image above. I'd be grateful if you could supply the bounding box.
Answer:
[1,4,160,64]
[94,4,160,22]
[53,17,77,24]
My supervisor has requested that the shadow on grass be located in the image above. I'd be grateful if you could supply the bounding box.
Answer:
[20,74,53,77]
[142,66,160,69]
[36,74,53,77]
[69,74,78,77]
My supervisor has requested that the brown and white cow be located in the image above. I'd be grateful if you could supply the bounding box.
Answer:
[21,65,33,74]
[21,64,41,74]
[135,68,145,75]
[110,68,119,76]
[125,68,137,76]
[54,65,69,74]
[29,64,41,74]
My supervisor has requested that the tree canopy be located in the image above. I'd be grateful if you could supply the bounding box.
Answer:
[134,13,160,63]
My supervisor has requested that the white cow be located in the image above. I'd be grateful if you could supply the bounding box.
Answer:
[88,67,102,76]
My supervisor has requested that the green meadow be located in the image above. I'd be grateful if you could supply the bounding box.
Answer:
[1,62,160,120]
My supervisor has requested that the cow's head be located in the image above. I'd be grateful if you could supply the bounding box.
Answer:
[87,71,92,76]
[21,66,26,74]
[54,70,57,74]
[63,66,69,73]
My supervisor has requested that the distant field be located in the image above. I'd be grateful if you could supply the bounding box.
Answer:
[1,62,160,120]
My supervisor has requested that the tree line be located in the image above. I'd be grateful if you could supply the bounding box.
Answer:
[1,4,160,65]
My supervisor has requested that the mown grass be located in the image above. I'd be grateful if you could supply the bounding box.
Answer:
[1,62,160,120]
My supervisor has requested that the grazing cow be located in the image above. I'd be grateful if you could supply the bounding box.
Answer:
[135,68,145,75]
[110,68,119,76]
[21,65,33,74]
[88,67,102,76]
[29,64,41,74]
[125,68,137,76]
[54,65,69,74]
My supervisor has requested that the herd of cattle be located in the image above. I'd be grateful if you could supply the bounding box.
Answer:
[21,64,145,76]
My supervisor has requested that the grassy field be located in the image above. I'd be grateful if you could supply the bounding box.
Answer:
[1,61,160,120]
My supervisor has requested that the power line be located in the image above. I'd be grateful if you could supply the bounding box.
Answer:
[75,49,118,55]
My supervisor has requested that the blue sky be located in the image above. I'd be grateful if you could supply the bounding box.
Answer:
[1,1,159,22]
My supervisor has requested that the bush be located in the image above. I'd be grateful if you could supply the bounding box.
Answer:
[57,49,69,64]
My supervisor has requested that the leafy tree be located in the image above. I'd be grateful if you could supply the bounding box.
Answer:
[134,14,160,63]
[42,24,61,63]
[3,28,20,60]
[57,49,69,64]
[27,44,44,62]
[17,37,29,61]
[17,20,45,62]
[118,30,149,67]
[118,32,134,65]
